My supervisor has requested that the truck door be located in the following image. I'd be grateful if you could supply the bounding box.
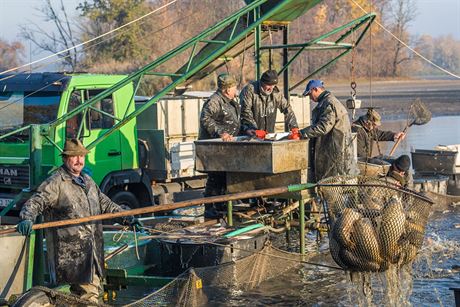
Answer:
[65,88,122,184]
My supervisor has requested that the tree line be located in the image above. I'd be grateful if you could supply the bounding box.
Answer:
[1,0,459,93]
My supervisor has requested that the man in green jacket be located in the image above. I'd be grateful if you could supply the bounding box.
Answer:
[17,139,142,304]
[352,108,406,158]
[299,79,357,181]
[198,73,240,218]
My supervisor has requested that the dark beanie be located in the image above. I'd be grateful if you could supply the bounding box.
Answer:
[394,155,410,172]
[260,70,278,85]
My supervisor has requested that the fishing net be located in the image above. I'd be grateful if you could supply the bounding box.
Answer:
[409,99,431,126]
[318,175,433,272]
[125,244,307,307]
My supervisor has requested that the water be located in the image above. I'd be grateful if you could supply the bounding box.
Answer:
[368,115,460,158]
[117,115,460,306]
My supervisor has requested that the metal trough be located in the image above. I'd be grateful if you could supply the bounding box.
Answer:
[195,139,308,174]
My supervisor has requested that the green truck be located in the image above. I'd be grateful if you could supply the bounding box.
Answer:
[0,72,203,212]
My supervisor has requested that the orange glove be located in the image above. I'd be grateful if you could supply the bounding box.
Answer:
[255,130,267,139]
[288,128,301,140]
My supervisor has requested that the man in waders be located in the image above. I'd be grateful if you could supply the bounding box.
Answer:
[198,73,240,218]
[298,79,357,181]
[352,108,406,158]
[17,139,142,304]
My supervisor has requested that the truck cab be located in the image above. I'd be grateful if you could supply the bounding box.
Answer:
[0,72,143,213]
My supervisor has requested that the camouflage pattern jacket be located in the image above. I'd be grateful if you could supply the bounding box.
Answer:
[240,81,298,133]
[198,91,240,140]
[20,166,126,285]
[300,91,356,181]
[352,117,396,158]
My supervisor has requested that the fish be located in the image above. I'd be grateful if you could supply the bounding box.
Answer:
[379,196,406,263]
[332,208,362,250]
[403,220,425,248]
[339,248,381,272]
[351,217,382,264]
[399,241,419,265]
[329,236,348,269]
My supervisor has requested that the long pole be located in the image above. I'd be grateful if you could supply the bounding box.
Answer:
[0,183,315,236]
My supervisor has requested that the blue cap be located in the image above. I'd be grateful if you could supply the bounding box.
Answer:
[302,79,324,96]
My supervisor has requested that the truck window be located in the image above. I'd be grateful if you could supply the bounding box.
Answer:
[86,90,115,130]
[66,90,83,139]
[0,91,61,131]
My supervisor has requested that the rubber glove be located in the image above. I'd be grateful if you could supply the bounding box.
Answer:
[130,218,144,232]
[17,220,33,236]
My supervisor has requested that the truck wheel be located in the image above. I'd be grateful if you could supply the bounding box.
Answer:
[111,191,140,209]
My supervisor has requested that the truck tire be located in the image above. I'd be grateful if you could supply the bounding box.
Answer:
[110,191,140,209]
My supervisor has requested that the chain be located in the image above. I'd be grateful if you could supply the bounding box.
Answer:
[350,29,357,99]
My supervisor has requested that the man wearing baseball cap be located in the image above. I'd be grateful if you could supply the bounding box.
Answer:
[352,108,406,158]
[240,69,298,136]
[299,79,357,181]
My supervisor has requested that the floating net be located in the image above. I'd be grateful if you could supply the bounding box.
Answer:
[318,175,433,272]
[125,244,307,307]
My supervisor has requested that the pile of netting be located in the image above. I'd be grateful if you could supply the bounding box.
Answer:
[125,244,307,306]
[318,175,433,272]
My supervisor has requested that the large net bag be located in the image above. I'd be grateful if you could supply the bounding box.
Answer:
[318,175,433,272]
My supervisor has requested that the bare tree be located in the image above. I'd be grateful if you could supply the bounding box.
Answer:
[20,0,80,70]
[389,0,417,76]
[0,39,24,71]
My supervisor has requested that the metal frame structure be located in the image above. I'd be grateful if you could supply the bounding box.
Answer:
[0,1,377,291]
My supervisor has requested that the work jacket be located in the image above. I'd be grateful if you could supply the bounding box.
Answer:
[240,81,298,133]
[352,117,396,158]
[300,91,356,181]
[20,166,126,285]
[198,91,240,140]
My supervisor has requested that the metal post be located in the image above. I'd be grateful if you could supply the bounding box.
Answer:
[282,25,289,100]
[227,200,233,226]
[299,198,305,255]
[30,125,45,286]
[255,7,261,80]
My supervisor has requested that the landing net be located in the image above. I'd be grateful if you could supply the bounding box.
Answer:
[318,175,433,272]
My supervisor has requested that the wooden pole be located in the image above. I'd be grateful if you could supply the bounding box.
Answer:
[1,184,315,236]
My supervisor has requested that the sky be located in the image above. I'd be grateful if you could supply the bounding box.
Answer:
[0,0,459,62]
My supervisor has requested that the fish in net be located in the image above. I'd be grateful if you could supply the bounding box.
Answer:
[318,175,433,272]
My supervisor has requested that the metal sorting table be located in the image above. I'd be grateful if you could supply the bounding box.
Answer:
[195,139,310,199]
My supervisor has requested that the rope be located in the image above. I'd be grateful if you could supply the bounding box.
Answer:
[350,0,460,79]
[0,0,179,75]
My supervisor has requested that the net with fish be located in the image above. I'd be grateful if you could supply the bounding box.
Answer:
[125,244,307,307]
[318,175,433,272]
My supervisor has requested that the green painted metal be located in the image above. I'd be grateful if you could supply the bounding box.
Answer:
[227,200,233,227]
[287,12,376,91]
[224,223,265,238]
[287,183,316,192]
[299,199,305,255]
[25,233,36,291]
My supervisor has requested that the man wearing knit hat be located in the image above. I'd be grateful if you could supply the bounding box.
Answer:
[240,69,298,135]
[384,154,412,187]
[352,108,406,158]
[199,73,240,217]
[17,139,142,304]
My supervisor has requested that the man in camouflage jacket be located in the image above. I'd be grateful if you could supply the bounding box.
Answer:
[299,80,357,181]
[240,70,298,135]
[198,74,240,217]
[17,139,140,304]
[352,109,405,158]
